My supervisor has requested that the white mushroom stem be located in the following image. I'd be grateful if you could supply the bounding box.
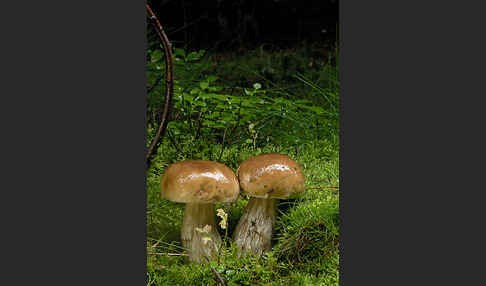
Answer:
[233,197,276,257]
[181,202,222,263]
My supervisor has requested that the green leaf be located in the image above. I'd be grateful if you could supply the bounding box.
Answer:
[208,86,222,92]
[186,51,201,61]
[309,106,326,114]
[200,81,209,89]
[173,48,185,58]
[207,75,219,82]
[253,83,262,89]
[183,94,194,102]
[150,49,163,63]
[244,89,255,96]
[197,50,206,57]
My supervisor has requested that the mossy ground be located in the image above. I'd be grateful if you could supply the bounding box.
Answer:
[147,44,339,285]
[147,138,339,286]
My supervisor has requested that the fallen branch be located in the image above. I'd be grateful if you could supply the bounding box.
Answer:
[145,4,174,167]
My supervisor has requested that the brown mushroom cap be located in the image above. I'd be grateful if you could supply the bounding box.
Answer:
[237,153,305,199]
[161,160,240,203]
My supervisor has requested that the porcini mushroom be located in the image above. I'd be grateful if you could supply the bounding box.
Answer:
[233,153,305,256]
[160,160,240,263]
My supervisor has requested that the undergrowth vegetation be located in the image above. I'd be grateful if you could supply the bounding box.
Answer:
[146,42,339,285]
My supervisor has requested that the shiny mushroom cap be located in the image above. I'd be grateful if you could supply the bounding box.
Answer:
[161,160,240,203]
[237,153,305,199]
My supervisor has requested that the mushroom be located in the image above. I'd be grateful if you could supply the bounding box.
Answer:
[160,160,240,263]
[233,153,305,256]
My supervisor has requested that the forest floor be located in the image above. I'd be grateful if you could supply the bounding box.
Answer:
[146,42,339,286]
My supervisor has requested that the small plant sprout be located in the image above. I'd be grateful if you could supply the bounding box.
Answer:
[201,236,212,245]
[216,208,228,230]
[196,225,213,245]
[160,160,240,263]
[216,208,230,257]
[195,224,212,234]
[247,123,258,149]
[244,83,262,96]
[233,153,305,257]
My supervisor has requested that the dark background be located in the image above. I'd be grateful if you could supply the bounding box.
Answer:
[148,0,338,51]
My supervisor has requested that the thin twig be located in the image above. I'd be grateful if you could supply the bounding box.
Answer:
[148,252,189,257]
[306,186,339,191]
[218,127,228,161]
[204,257,227,286]
[147,74,164,94]
[194,111,204,140]
[167,15,205,36]
[166,129,183,154]
[146,4,174,167]
[229,97,242,138]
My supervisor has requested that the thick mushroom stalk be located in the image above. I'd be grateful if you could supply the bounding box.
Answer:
[160,160,240,263]
[233,197,276,256]
[233,153,305,257]
[182,203,222,262]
